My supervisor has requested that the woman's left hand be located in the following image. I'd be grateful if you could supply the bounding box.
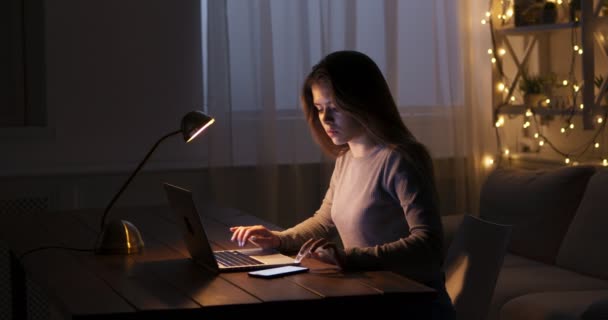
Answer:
[307,238,346,270]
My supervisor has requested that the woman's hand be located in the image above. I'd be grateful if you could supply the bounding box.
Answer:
[307,238,346,270]
[229,225,280,249]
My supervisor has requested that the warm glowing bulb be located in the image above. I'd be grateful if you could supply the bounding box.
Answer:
[545,99,551,105]
[539,140,545,146]
[488,49,493,55]
[565,158,570,164]
[504,149,510,155]
[557,0,563,4]
[573,45,579,51]
[569,123,575,129]
[580,103,584,109]
[523,121,530,128]
[561,128,566,133]
[595,142,600,148]
[510,96,516,102]
[497,83,505,91]
[498,48,506,56]
[573,84,580,92]
[481,19,487,24]
[562,80,568,86]
[534,133,539,139]
[483,156,495,168]
[598,117,603,124]
[525,109,533,117]
[603,159,608,166]
[495,116,505,127]
[506,9,514,17]
[578,49,583,55]
[491,57,496,64]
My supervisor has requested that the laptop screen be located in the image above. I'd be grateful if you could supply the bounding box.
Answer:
[163,182,220,273]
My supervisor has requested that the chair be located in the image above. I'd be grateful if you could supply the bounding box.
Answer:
[444,215,512,320]
[1,241,27,320]
[1,239,52,320]
[1,199,52,320]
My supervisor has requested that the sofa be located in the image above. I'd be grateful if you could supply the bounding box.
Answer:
[442,165,608,320]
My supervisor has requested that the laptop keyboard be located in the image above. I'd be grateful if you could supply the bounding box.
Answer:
[214,250,264,267]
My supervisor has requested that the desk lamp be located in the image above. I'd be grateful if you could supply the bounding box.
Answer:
[95,110,215,254]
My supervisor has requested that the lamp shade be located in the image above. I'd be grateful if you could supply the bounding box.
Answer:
[181,111,215,143]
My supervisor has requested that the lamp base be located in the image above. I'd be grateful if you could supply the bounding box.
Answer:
[95,219,144,255]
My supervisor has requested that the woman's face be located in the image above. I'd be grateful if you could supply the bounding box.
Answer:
[311,81,364,146]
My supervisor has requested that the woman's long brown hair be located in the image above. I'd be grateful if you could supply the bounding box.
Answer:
[301,50,438,205]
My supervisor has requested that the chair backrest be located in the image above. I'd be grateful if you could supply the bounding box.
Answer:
[444,215,512,320]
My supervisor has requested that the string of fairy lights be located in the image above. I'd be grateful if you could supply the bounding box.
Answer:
[482,0,608,167]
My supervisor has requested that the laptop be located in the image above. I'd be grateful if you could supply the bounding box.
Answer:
[162,182,298,273]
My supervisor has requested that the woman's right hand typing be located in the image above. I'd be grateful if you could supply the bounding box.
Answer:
[229,225,280,249]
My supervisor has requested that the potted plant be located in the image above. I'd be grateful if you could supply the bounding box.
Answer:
[519,70,547,107]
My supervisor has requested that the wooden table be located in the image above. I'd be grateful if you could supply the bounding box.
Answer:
[1,205,436,319]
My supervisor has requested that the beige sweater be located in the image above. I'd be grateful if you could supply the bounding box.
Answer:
[274,146,445,285]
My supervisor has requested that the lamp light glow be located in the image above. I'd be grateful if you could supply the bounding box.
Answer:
[95,110,215,255]
[187,118,215,142]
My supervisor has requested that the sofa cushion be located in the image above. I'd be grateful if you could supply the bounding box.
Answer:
[582,298,608,319]
[502,253,544,268]
[499,290,608,320]
[557,169,608,280]
[479,166,595,264]
[487,262,608,320]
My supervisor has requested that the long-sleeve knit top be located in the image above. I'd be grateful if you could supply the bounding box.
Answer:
[273,146,445,285]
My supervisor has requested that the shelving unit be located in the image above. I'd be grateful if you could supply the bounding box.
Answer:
[490,0,608,130]
[487,0,608,165]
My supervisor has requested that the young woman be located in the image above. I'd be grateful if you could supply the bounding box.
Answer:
[230,50,455,319]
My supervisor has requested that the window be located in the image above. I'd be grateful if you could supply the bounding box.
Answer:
[1,0,46,127]
[201,0,463,113]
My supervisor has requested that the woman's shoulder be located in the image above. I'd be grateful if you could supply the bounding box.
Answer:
[379,145,407,166]
[379,146,417,180]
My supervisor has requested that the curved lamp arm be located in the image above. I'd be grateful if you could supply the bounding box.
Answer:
[99,129,181,229]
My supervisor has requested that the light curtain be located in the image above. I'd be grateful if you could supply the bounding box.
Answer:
[203,0,494,226]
